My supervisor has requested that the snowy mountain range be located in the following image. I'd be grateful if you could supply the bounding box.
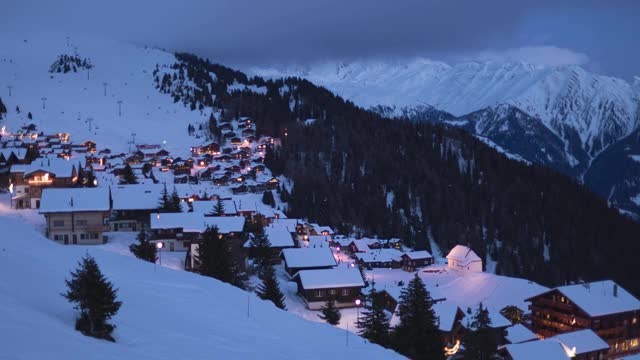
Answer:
[250,59,640,214]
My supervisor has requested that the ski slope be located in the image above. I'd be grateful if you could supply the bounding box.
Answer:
[0,215,398,359]
[0,32,209,158]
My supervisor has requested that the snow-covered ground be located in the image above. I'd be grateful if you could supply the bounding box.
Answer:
[0,214,399,359]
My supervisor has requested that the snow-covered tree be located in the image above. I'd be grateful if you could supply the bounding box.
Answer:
[119,164,138,184]
[129,230,157,263]
[357,283,390,346]
[318,298,341,325]
[256,264,286,310]
[464,303,496,360]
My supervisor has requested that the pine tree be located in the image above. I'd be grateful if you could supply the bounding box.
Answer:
[85,170,97,187]
[61,254,122,342]
[251,222,272,275]
[119,164,138,184]
[256,264,286,310]
[357,283,390,346]
[464,303,496,360]
[318,298,341,325]
[170,187,181,211]
[196,226,238,285]
[129,230,157,263]
[210,197,225,216]
[157,184,171,212]
[0,96,7,118]
[392,274,444,360]
[262,190,275,207]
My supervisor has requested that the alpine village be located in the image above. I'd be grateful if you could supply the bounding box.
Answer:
[1,29,640,360]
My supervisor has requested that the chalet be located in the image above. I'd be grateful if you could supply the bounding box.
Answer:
[230,137,243,146]
[171,159,192,175]
[192,141,220,155]
[241,128,255,136]
[264,177,280,190]
[10,158,77,209]
[245,223,296,264]
[504,339,573,360]
[526,281,640,358]
[80,140,97,153]
[0,148,28,166]
[280,248,337,276]
[125,152,144,165]
[39,187,110,245]
[110,184,164,231]
[150,213,245,252]
[401,250,434,271]
[191,199,238,216]
[447,245,483,272]
[293,268,365,310]
[223,131,237,139]
[348,238,379,253]
[219,122,233,131]
[232,185,248,194]
[355,249,403,269]
[214,154,233,162]
[232,149,250,159]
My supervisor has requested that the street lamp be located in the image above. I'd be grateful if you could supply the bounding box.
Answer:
[156,241,164,267]
[355,298,362,324]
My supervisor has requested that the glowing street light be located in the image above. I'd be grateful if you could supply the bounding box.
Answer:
[355,298,362,324]
[156,241,164,267]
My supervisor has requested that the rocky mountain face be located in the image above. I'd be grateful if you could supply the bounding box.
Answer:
[250,60,640,214]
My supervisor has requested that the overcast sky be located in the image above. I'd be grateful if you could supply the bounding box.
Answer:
[3,0,638,79]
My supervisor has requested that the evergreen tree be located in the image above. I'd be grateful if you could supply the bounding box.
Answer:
[129,230,157,263]
[27,111,32,120]
[357,284,390,346]
[61,255,122,342]
[256,264,286,310]
[85,170,97,187]
[392,274,443,360]
[157,184,172,212]
[210,197,225,216]
[464,303,497,360]
[262,190,275,207]
[119,164,138,184]
[196,226,239,285]
[250,222,272,275]
[0,96,7,118]
[170,187,182,212]
[318,298,341,325]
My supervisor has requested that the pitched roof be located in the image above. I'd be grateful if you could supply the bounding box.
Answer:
[150,213,245,234]
[111,184,164,210]
[527,280,640,317]
[550,329,609,355]
[433,302,461,332]
[265,224,295,248]
[355,249,404,263]
[39,187,110,213]
[403,250,433,260]
[281,248,337,269]
[11,157,75,177]
[505,340,571,360]
[295,268,365,290]
[446,245,481,266]
[505,324,538,344]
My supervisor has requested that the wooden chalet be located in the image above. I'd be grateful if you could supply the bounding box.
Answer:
[293,268,365,310]
[526,281,640,358]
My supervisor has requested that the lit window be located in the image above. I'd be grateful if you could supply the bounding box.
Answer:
[329,289,336,295]
[341,289,349,296]
[631,339,639,348]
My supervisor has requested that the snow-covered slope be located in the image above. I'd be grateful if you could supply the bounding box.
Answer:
[250,59,639,157]
[0,215,397,359]
[0,32,210,158]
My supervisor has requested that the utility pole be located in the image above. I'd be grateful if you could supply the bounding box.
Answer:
[102,82,108,96]
[41,97,47,110]
[7,86,12,97]
[87,117,94,132]
[117,100,123,116]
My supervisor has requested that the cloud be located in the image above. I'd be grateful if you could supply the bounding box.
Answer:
[465,46,590,67]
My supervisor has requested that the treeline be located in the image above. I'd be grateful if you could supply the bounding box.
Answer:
[164,53,640,295]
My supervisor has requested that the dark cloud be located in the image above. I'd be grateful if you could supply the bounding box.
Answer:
[2,0,638,79]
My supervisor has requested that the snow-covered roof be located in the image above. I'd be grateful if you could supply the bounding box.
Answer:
[191,200,237,215]
[150,213,245,234]
[11,157,75,177]
[265,224,295,248]
[111,184,164,210]
[296,268,365,290]
[446,245,481,266]
[355,249,403,263]
[350,238,378,251]
[433,302,461,332]
[0,148,27,160]
[505,340,571,360]
[550,329,609,355]
[528,280,640,317]
[306,235,332,248]
[281,248,337,269]
[403,250,433,260]
[505,324,538,344]
[312,225,334,234]
[39,187,110,213]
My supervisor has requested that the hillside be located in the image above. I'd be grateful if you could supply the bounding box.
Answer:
[249,59,640,214]
[0,214,397,359]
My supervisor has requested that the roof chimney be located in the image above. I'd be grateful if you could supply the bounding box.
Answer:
[614,284,618,298]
